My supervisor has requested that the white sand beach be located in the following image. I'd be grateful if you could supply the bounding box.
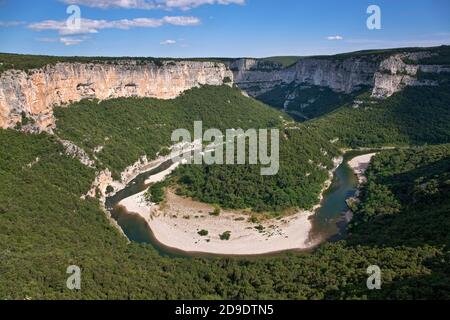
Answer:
[120,190,318,255]
[347,153,377,184]
[117,157,343,255]
[144,162,181,184]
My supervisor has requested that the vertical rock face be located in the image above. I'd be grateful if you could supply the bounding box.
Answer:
[371,55,420,98]
[371,53,450,98]
[230,50,450,103]
[0,61,233,131]
[1,49,448,133]
[230,57,380,96]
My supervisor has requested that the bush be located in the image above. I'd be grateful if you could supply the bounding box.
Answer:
[210,205,221,216]
[219,231,231,240]
[146,182,166,204]
[223,76,232,84]
[159,147,171,157]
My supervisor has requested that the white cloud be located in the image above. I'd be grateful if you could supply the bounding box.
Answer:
[164,0,245,10]
[160,39,177,45]
[60,37,85,45]
[0,20,25,27]
[61,0,245,10]
[162,16,200,25]
[37,36,87,46]
[28,16,200,35]
[327,35,344,41]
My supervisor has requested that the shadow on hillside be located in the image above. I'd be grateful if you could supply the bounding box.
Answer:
[390,85,450,145]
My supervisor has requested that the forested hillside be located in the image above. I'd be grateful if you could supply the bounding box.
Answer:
[55,85,341,213]
[168,81,450,213]
[55,86,285,179]
[257,83,364,121]
[0,130,448,299]
[348,145,450,247]
[0,52,227,74]
[173,127,339,212]
[311,84,450,148]
[1,71,449,299]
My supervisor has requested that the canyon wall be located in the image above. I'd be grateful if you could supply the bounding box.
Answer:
[1,49,448,133]
[0,60,233,132]
[230,57,379,96]
[372,53,450,98]
[230,51,450,100]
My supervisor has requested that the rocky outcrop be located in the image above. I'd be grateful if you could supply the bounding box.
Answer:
[1,50,448,133]
[85,169,114,201]
[371,53,450,98]
[230,57,379,97]
[0,60,233,131]
[230,51,450,100]
[58,138,95,167]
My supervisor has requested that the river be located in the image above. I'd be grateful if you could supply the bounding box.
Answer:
[106,151,372,257]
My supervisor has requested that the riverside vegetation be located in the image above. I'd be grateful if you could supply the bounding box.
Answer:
[0,72,449,299]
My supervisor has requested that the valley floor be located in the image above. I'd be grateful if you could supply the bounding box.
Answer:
[115,156,376,255]
[120,189,318,255]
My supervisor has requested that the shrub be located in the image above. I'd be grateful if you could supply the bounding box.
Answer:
[219,231,231,240]
[223,76,232,84]
[209,205,221,216]
[145,182,166,204]
[159,147,171,157]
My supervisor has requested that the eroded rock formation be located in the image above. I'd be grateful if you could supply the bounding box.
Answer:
[0,60,233,131]
[1,50,449,133]
[229,51,450,101]
[371,53,450,98]
[230,57,379,96]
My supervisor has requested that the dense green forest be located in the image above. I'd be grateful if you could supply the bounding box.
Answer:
[55,86,285,179]
[1,51,450,299]
[0,130,448,299]
[0,53,163,73]
[257,83,363,121]
[312,45,449,62]
[55,85,340,212]
[167,80,450,213]
[311,84,450,148]
[348,145,450,247]
[3,45,447,74]
[173,128,339,212]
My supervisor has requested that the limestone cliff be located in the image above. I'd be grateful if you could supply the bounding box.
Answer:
[0,60,233,132]
[229,51,450,101]
[230,57,378,96]
[1,49,448,133]
[371,53,450,98]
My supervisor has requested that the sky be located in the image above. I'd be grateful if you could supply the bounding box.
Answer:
[0,0,449,58]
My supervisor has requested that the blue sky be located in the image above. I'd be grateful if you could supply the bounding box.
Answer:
[0,0,449,58]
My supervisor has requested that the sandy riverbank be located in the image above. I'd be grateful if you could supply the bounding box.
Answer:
[347,153,377,184]
[117,157,342,255]
[344,153,377,222]
[120,190,318,255]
